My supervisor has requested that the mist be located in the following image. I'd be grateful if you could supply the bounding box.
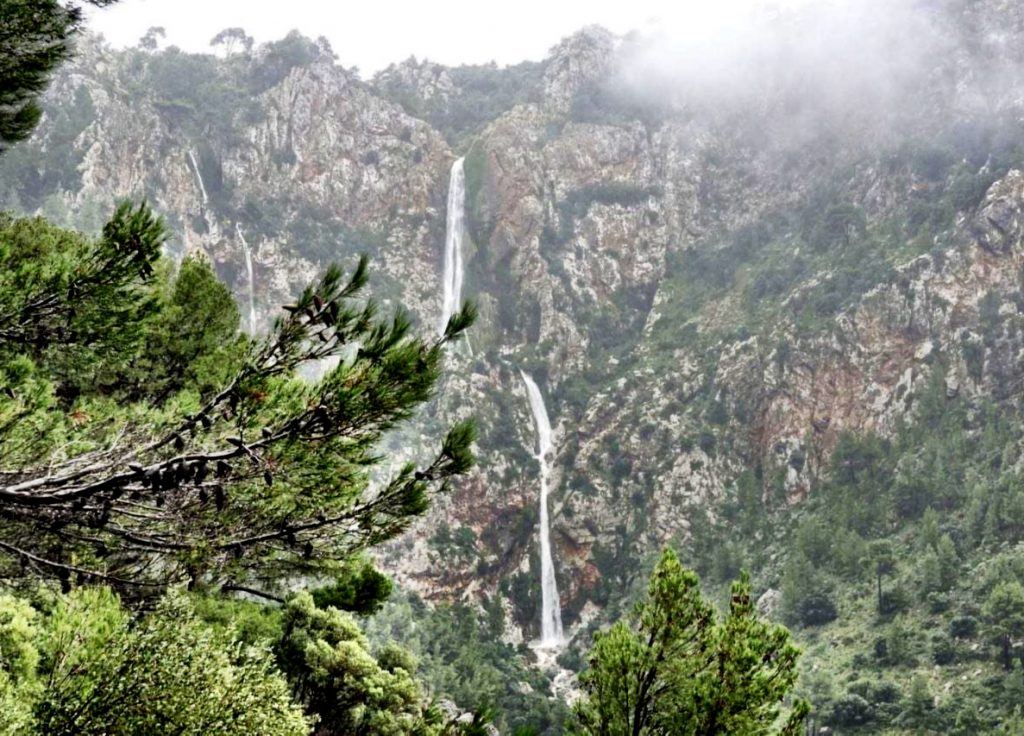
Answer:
[606,0,1022,148]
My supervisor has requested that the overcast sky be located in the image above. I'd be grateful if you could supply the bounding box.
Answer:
[86,0,822,74]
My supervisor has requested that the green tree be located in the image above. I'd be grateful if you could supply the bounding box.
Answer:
[311,556,394,616]
[0,587,310,735]
[983,581,1024,670]
[211,27,254,56]
[866,540,897,614]
[275,592,443,735]
[0,209,476,598]
[138,26,165,51]
[575,548,808,735]
[780,552,838,627]
[0,0,116,151]
[896,675,936,730]
[919,534,960,594]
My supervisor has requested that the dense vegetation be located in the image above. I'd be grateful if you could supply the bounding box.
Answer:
[0,5,494,732]
[575,548,808,736]
[675,366,1024,733]
[10,2,1024,734]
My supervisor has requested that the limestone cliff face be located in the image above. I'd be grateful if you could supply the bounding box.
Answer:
[9,1,1024,644]
[35,37,453,331]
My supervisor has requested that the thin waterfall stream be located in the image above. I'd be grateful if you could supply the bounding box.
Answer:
[520,371,564,648]
[439,157,466,337]
[187,150,209,205]
[235,224,258,333]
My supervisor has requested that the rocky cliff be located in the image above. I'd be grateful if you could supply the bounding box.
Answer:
[6,0,1024,653]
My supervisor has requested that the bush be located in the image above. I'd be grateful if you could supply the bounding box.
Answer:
[950,615,979,638]
[927,592,951,614]
[869,681,902,705]
[311,558,394,616]
[275,592,437,735]
[879,587,911,615]
[794,593,839,627]
[829,693,874,727]
[876,618,919,667]
[932,634,957,665]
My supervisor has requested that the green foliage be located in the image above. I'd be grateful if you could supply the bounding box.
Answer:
[131,255,245,400]
[829,693,874,727]
[0,587,310,735]
[575,548,808,735]
[0,204,165,398]
[983,581,1024,670]
[781,552,839,627]
[275,591,440,735]
[676,367,1024,731]
[0,209,477,595]
[364,592,569,735]
[311,556,394,616]
[374,60,544,146]
[250,31,329,94]
[0,0,94,151]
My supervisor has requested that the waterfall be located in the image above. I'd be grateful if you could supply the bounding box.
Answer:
[438,157,466,336]
[236,224,258,333]
[520,371,564,647]
[187,150,209,205]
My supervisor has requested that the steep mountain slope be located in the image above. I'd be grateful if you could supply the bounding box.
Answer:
[7,2,1024,729]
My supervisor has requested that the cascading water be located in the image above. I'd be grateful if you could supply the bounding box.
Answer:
[520,371,564,648]
[187,150,209,205]
[236,224,258,333]
[438,157,466,336]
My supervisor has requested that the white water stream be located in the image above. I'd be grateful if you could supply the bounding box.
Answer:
[235,224,258,333]
[438,157,467,336]
[187,150,209,205]
[520,371,564,648]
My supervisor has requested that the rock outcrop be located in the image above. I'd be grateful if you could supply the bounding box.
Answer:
[7,0,1024,647]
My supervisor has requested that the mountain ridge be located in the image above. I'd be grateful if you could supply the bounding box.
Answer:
[7,6,1024,728]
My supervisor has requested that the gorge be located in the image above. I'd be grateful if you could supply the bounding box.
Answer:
[8,2,1024,728]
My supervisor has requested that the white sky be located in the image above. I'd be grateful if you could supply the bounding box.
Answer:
[85,0,824,74]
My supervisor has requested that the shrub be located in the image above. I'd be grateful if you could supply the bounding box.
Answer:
[927,592,951,614]
[932,633,957,665]
[794,593,839,627]
[879,587,911,616]
[829,693,874,727]
[275,592,437,735]
[311,558,394,616]
[869,681,902,705]
[876,618,918,667]
[950,615,979,639]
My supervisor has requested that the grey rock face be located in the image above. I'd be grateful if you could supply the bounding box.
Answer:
[10,0,1024,644]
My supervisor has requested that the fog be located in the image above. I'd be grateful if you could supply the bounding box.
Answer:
[85,0,819,74]
[609,0,1021,146]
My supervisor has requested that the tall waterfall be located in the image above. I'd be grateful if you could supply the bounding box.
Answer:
[187,150,209,205]
[438,157,466,336]
[236,224,257,333]
[520,371,564,647]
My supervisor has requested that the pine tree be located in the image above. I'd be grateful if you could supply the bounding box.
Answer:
[0,209,476,598]
[575,548,809,736]
[983,581,1024,670]
[0,0,118,152]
